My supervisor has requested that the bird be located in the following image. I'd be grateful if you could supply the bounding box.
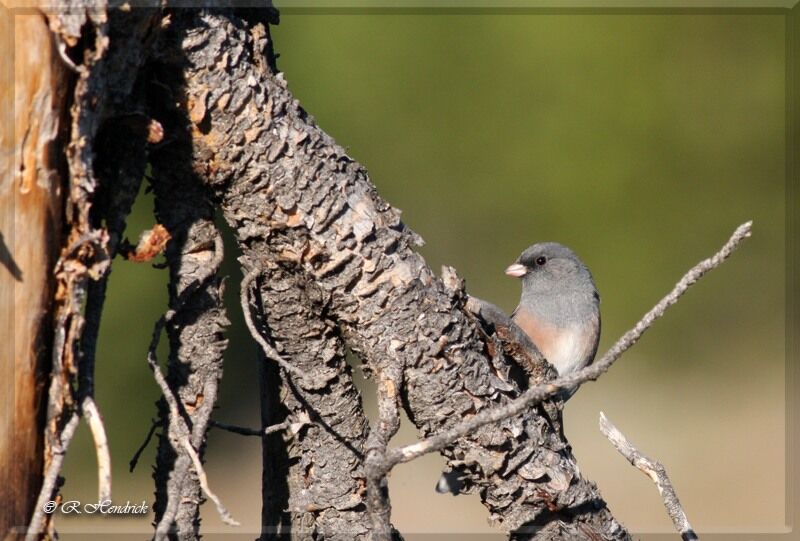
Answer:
[503,242,601,380]
[435,242,600,495]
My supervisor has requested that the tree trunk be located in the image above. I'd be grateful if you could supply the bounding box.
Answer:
[0,9,68,538]
[148,8,629,539]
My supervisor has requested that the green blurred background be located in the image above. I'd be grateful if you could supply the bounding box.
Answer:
[58,9,788,538]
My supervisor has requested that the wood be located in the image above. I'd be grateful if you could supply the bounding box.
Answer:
[0,7,67,539]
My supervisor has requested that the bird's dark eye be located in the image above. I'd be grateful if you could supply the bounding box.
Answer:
[536,256,547,266]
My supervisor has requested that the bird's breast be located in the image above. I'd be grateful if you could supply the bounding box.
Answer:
[512,308,599,375]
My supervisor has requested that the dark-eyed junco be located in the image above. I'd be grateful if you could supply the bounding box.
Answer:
[435,242,600,495]
[504,242,600,381]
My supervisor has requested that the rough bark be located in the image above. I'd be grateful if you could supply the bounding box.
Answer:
[149,122,229,538]
[5,2,229,538]
[149,8,382,538]
[152,8,630,539]
[11,3,714,539]
[255,264,371,540]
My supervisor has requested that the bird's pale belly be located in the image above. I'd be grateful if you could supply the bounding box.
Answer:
[512,309,597,375]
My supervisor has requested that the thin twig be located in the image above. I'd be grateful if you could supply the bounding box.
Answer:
[129,419,159,472]
[27,378,114,531]
[149,316,186,539]
[75,155,147,506]
[26,413,81,541]
[264,420,293,435]
[210,420,262,436]
[79,272,113,506]
[240,269,330,389]
[28,281,114,533]
[210,419,291,436]
[81,396,112,502]
[599,412,698,541]
[148,316,179,418]
[383,221,752,469]
[181,436,241,526]
[147,315,240,532]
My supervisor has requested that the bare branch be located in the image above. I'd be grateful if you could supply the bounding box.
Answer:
[27,398,113,538]
[384,221,752,469]
[81,397,111,502]
[599,412,698,541]
[147,315,240,533]
[129,419,159,472]
[181,437,241,527]
[210,419,293,437]
[25,413,80,541]
[148,316,185,540]
[79,283,115,506]
[148,316,179,418]
[149,146,228,537]
[164,9,750,535]
[71,79,151,510]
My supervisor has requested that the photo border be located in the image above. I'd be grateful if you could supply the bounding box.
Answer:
[2,1,797,539]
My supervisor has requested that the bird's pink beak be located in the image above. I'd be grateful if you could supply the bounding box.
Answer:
[505,263,528,277]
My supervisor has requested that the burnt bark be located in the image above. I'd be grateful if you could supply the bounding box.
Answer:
[17,2,166,538]
[149,124,228,538]
[150,8,630,539]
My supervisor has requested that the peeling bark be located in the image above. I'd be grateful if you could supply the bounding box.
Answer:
[17,3,164,538]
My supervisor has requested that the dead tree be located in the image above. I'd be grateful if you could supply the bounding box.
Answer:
[2,3,750,540]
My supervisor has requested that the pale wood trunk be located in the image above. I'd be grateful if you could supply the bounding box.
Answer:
[0,7,68,539]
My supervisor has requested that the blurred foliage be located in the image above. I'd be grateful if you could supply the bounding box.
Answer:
[59,11,786,535]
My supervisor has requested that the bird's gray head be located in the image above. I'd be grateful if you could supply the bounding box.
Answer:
[505,242,597,299]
